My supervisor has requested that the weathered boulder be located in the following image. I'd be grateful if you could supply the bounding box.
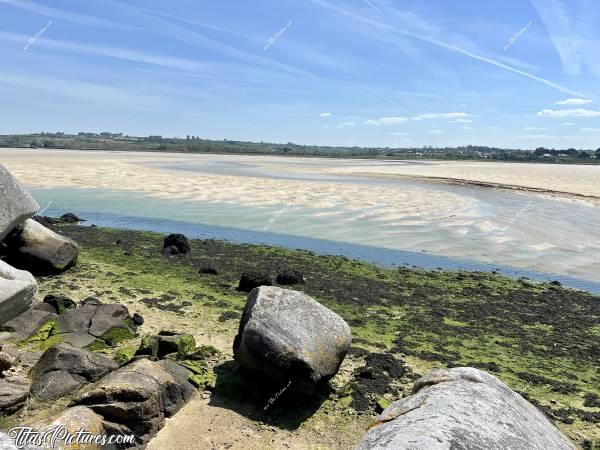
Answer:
[72,358,192,444]
[236,271,272,292]
[276,269,304,285]
[162,234,190,255]
[0,164,39,242]
[31,344,118,382]
[31,371,86,402]
[30,344,118,401]
[356,367,575,450]
[233,286,352,391]
[4,219,79,274]
[0,375,30,414]
[0,260,37,326]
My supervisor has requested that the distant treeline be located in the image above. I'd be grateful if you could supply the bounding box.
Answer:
[1,132,599,164]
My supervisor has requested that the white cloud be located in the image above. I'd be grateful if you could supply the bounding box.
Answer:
[449,118,472,123]
[338,121,356,128]
[561,122,575,126]
[536,108,600,117]
[519,134,555,139]
[429,129,444,134]
[580,128,600,132]
[462,126,474,130]
[320,112,332,117]
[555,98,593,105]
[388,132,407,136]
[523,126,547,130]
[364,116,408,125]
[414,112,471,120]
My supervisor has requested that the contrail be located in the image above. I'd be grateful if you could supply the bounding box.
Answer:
[361,0,382,14]
[309,0,588,98]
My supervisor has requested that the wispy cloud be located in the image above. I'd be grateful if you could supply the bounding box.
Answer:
[361,0,382,14]
[0,0,139,30]
[337,121,356,128]
[523,126,547,130]
[320,112,332,117]
[429,129,444,134]
[531,0,600,77]
[561,122,575,126]
[580,127,600,131]
[555,98,593,105]
[388,131,407,136]
[0,72,164,110]
[364,117,408,125]
[449,118,472,123]
[414,112,471,120]
[308,0,587,97]
[536,108,600,117]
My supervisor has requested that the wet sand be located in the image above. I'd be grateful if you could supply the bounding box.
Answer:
[2,149,599,206]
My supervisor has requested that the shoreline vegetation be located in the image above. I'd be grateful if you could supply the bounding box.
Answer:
[4,224,598,448]
[2,132,600,164]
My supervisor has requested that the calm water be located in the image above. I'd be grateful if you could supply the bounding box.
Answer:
[28,184,600,294]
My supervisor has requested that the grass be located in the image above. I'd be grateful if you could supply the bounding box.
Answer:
[20,224,600,448]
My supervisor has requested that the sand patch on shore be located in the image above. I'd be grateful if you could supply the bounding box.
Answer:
[0,149,475,225]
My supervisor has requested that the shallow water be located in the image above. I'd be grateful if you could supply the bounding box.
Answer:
[27,182,600,293]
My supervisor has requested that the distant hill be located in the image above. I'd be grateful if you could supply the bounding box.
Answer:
[1,132,598,164]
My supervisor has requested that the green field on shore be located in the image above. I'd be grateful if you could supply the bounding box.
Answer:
[21,225,600,448]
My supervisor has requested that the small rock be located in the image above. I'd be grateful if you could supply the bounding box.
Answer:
[43,293,76,314]
[237,271,272,292]
[132,312,144,326]
[59,212,84,224]
[163,234,190,255]
[276,269,304,285]
[199,264,218,275]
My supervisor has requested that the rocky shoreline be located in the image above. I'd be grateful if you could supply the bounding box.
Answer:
[1,165,598,449]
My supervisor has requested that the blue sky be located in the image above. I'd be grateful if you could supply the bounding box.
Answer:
[1,0,599,149]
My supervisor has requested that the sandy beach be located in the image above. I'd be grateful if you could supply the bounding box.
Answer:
[0,150,477,225]
[2,149,599,207]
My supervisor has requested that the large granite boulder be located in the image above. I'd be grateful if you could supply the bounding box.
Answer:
[356,367,575,450]
[30,344,118,401]
[0,164,39,242]
[233,286,352,391]
[0,260,37,326]
[4,219,79,275]
[72,358,193,445]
